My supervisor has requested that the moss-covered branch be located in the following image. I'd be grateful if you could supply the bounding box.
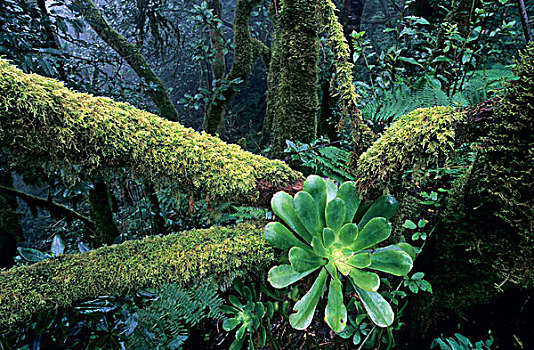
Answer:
[0,222,273,329]
[72,0,179,121]
[0,185,95,229]
[0,59,302,203]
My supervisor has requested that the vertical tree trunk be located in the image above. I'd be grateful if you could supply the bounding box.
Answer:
[517,0,533,42]
[0,171,22,269]
[341,0,366,56]
[269,0,319,158]
[204,0,261,137]
[143,179,165,235]
[72,0,179,122]
[88,179,119,246]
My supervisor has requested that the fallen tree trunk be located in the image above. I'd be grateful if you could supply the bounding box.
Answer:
[0,59,302,204]
[0,222,272,329]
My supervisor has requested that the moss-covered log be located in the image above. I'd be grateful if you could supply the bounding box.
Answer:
[269,0,319,157]
[0,59,302,203]
[0,222,273,329]
[72,0,179,121]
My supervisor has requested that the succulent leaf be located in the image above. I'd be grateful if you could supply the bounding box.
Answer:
[338,223,358,246]
[294,191,322,237]
[223,318,241,331]
[268,264,318,288]
[303,175,327,227]
[271,192,312,243]
[370,249,413,276]
[354,286,394,328]
[346,252,371,268]
[323,227,336,247]
[325,179,338,202]
[289,268,327,330]
[357,195,400,228]
[336,182,361,224]
[289,247,326,273]
[325,274,347,332]
[351,217,391,251]
[264,222,310,251]
[335,261,351,276]
[348,267,380,292]
[311,236,328,257]
[326,198,346,233]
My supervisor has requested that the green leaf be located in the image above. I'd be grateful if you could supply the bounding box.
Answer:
[346,253,371,269]
[325,274,347,332]
[259,326,266,347]
[349,267,380,291]
[289,247,325,273]
[230,326,247,350]
[294,191,322,238]
[402,219,417,230]
[336,182,361,224]
[311,237,328,257]
[405,15,430,25]
[264,222,309,251]
[268,265,318,288]
[289,268,327,330]
[323,227,336,247]
[370,250,413,276]
[357,195,400,228]
[303,175,327,227]
[325,179,338,202]
[271,192,312,243]
[351,217,392,251]
[326,198,346,233]
[223,318,241,331]
[398,56,424,67]
[338,223,358,246]
[51,235,65,256]
[376,243,417,260]
[17,247,47,263]
[354,286,394,327]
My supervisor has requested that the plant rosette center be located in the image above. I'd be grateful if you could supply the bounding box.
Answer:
[264,175,415,332]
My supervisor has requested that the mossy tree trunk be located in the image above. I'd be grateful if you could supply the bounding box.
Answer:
[0,171,22,269]
[143,179,165,235]
[72,0,179,122]
[88,179,119,246]
[204,0,263,137]
[268,0,319,158]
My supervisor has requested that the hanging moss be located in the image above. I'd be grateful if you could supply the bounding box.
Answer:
[0,222,272,329]
[320,0,374,157]
[0,59,302,203]
[72,0,179,122]
[269,0,319,157]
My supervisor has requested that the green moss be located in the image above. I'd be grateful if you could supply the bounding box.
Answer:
[352,106,465,195]
[269,0,319,157]
[0,222,273,329]
[0,59,302,203]
[320,0,374,157]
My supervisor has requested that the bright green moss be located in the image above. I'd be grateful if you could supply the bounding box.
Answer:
[0,59,302,203]
[352,106,465,195]
[0,222,273,329]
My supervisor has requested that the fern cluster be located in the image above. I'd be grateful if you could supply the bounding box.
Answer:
[127,282,224,350]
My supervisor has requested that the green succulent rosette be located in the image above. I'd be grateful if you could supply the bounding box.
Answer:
[264,175,414,332]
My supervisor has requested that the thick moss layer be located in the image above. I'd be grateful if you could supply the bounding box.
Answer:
[352,106,465,195]
[0,59,301,203]
[0,222,273,329]
[270,0,319,157]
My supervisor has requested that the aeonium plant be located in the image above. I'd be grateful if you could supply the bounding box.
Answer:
[264,175,415,332]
